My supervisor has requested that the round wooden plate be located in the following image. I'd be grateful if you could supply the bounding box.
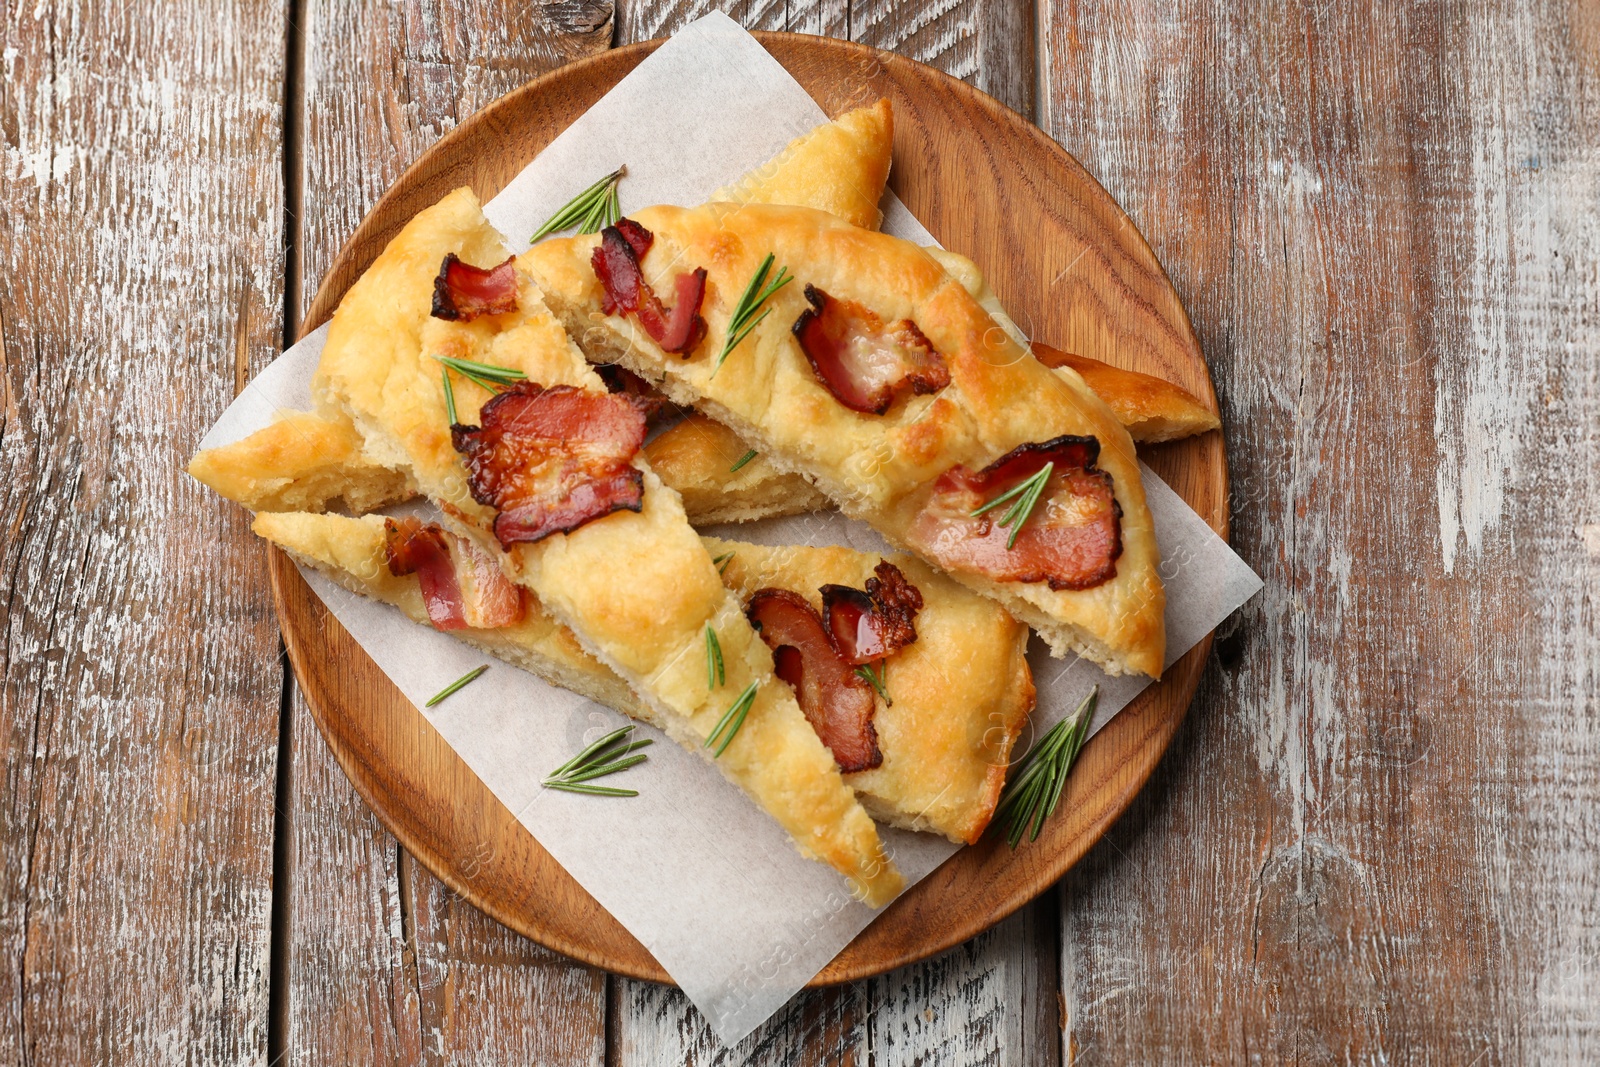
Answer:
[273,32,1225,986]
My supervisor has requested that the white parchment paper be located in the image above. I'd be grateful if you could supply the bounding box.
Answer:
[199,13,1263,1045]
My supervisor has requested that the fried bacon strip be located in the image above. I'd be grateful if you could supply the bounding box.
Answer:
[451,382,647,548]
[791,284,950,415]
[383,517,526,630]
[431,254,519,322]
[747,589,883,773]
[820,561,924,665]
[595,362,670,423]
[384,517,467,630]
[909,435,1123,591]
[591,220,707,354]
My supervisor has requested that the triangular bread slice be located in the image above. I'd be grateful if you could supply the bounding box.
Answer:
[520,203,1166,676]
[255,511,1034,844]
[711,98,893,230]
[307,188,901,904]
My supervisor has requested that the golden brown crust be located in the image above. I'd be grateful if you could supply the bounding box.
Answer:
[310,188,901,904]
[1032,346,1221,444]
[520,202,1165,676]
[188,410,415,514]
[711,99,893,231]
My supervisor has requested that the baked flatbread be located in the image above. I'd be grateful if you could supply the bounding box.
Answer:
[711,98,893,230]
[521,203,1166,676]
[188,410,414,514]
[255,511,1034,844]
[308,187,902,904]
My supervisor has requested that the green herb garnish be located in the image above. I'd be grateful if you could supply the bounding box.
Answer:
[529,166,626,243]
[425,664,489,708]
[441,366,459,424]
[712,253,792,376]
[542,724,653,796]
[992,687,1097,847]
[970,461,1055,550]
[434,354,528,396]
[712,551,735,575]
[728,449,758,473]
[705,625,725,690]
[853,660,892,706]
[705,682,758,758]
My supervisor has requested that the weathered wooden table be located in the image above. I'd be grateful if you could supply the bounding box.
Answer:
[4,1,1596,1062]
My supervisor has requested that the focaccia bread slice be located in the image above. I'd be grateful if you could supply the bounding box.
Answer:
[255,511,1034,844]
[306,187,901,905]
[520,202,1166,676]
[922,248,1220,443]
[645,341,1220,526]
[710,98,893,230]
[188,410,415,514]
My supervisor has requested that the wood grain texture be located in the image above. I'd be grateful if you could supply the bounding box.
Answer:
[281,2,613,1063]
[1042,0,1600,1062]
[0,2,288,1063]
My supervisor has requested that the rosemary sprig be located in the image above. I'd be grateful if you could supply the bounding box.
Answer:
[434,354,528,396]
[425,664,488,708]
[542,724,653,797]
[729,449,758,473]
[712,551,735,575]
[705,625,725,690]
[712,253,793,376]
[441,366,458,424]
[992,687,1098,848]
[854,661,892,706]
[705,682,759,758]
[970,462,1055,550]
[529,166,626,243]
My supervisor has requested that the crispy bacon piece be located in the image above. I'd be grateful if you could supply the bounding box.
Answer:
[908,435,1123,591]
[431,254,519,322]
[591,220,707,354]
[820,561,924,665]
[791,285,950,415]
[384,517,468,631]
[747,589,883,773]
[451,382,647,548]
[451,535,527,628]
[383,518,527,630]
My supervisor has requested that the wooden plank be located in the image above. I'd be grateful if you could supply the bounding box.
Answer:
[0,2,288,1063]
[1042,1,1600,1061]
[614,902,1059,1065]
[608,4,1055,1061]
[282,1,613,1063]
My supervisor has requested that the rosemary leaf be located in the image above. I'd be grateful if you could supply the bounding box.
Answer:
[546,724,635,780]
[441,366,458,424]
[544,782,639,798]
[971,462,1055,550]
[729,449,758,473]
[992,687,1098,847]
[424,664,488,708]
[712,253,793,376]
[705,625,725,690]
[706,681,759,758]
[561,753,650,785]
[529,166,626,243]
[854,661,892,706]
[712,551,735,574]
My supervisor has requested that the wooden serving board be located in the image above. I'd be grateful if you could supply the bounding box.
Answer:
[271,32,1226,986]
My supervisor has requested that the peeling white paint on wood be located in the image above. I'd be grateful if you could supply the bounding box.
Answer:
[0,1,288,1063]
